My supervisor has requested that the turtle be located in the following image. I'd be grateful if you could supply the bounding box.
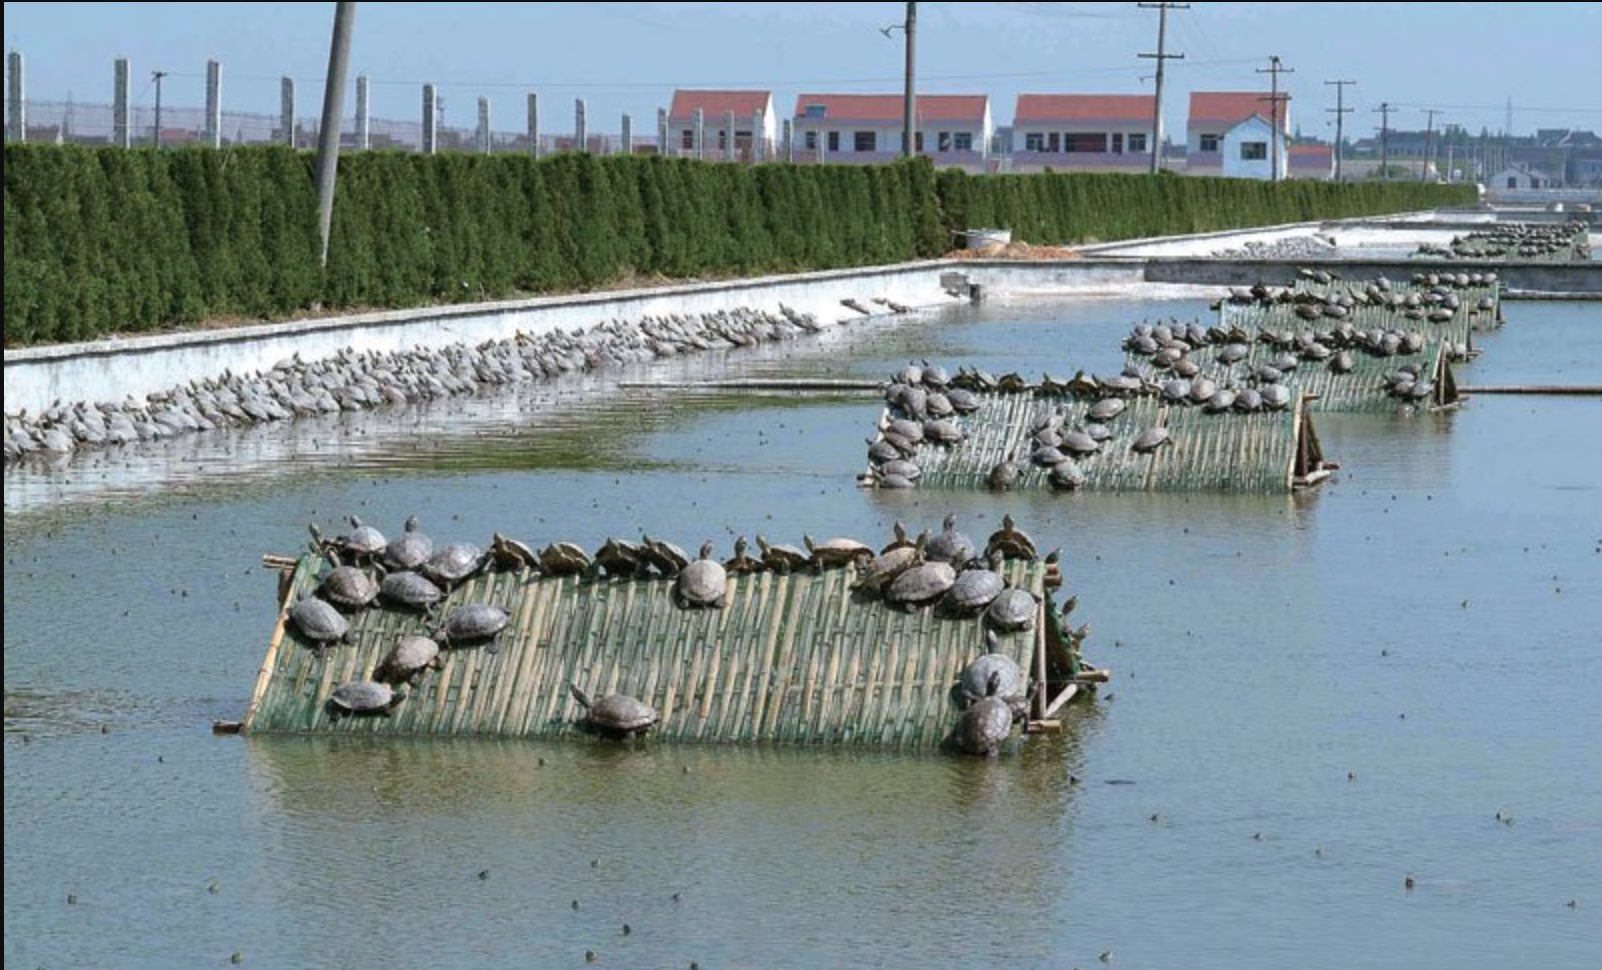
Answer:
[1330,351,1355,375]
[379,570,445,614]
[1088,397,1127,423]
[924,419,964,446]
[1049,460,1087,491]
[318,565,381,611]
[539,541,592,577]
[342,516,388,564]
[987,451,1021,492]
[490,533,540,572]
[1203,390,1237,414]
[951,670,1015,757]
[938,551,1006,616]
[1188,377,1218,405]
[1161,379,1192,404]
[596,537,647,578]
[640,536,691,576]
[423,542,489,590]
[805,535,874,569]
[384,516,434,571]
[1172,358,1202,379]
[984,515,1037,561]
[1217,344,1250,366]
[434,603,510,653]
[569,684,659,739]
[878,459,923,483]
[1132,428,1173,455]
[1062,431,1099,457]
[1261,385,1293,411]
[1084,423,1114,444]
[876,473,917,490]
[881,521,916,554]
[724,536,765,575]
[1032,444,1068,467]
[756,535,811,574]
[327,680,404,720]
[866,438,902,465]
[675,542,728,609]
[374,635,442,685]
[884,417,924,444]
[885,561,957,610]
[855,531,929,593]
[1234,387,1264,412]
[987,587,1039,633]
[289,597,352,655]
[957,631,1027,710]
[925,514,977,566]
[945,388,982,415]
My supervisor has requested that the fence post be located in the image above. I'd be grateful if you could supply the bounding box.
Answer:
[203,58,222,148]
[355,74,370,150]
[620,112,632,155]
[113,57,131,148]
[527,93,539,157]
[783,118,794,163]
[574,97,586,153]
[693,108,704,160]
[752,108,764,162]
[723,109,735,162]
[280,76,295,147]
[478,96,491,154]
[656,107,668,158]
[421,83,437,154]
[7,50,25,142]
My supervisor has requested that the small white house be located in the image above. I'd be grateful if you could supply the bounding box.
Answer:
[1490,164,1548,190]
[1221,115,1287,181]
[667,90,775,160]
[791,94,992,171]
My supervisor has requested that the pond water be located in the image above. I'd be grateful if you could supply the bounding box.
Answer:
[5,293,1599,970]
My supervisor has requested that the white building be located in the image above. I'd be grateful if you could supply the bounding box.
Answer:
[1010,94,1154,172]
[1490,164,1549,190]
[1188,91,1289,176]
[1221,115,1288,181]
[667,90,775,161]
[792,94,992,171]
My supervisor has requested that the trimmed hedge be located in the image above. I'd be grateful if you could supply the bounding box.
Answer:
[3,144,1473,346]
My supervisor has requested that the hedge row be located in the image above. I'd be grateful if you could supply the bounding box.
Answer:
[3,144,1473,346]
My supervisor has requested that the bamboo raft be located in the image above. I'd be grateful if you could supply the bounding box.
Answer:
[871,388,1329,493]
[1219,300,1480,348]
[242,553,1093,748]
[1289,276,1505,330]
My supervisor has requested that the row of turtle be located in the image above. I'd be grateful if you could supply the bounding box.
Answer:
[4,307,821,464]
[1414,223,1590,263]
[1218,282,1475,324]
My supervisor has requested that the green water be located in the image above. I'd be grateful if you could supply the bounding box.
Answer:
[5,294,1599,970]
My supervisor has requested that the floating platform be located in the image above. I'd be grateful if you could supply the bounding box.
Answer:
[868,388,1330,493]
[243,553,1092,749]
[1289,275,1504,331]
[1219,300,1479,349]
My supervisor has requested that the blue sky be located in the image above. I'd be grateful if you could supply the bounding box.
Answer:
[4,1,1599,137]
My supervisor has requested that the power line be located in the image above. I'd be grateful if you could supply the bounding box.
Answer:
[1139,2,1189,175]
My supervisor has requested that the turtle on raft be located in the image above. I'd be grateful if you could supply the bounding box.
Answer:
[569,684,660,739]
[326,680,405,721]
[949,670,1015,757]
[433,604,510,653]
[675,542,728,609]
[374,635,442,685]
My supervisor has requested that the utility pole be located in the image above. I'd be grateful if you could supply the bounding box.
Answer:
[151,69,168,148]
[1324,79,1355,181]
[1375,102,1393,181]
[1139,2,1188,175]
[903,3,917,158]
[1256,56,1294,182]
[1421,107,1441,183]
[312,1,355,266]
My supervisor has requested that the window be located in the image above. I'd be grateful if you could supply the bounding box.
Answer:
[827,130,840,152]
[1065,132,1107,153]
[1241,142,1268,161]
[1111,132,1124,154]
[1128,133,1148,153]
[803,104,827,120]
[1200,133,1220,153]
[1047,133,1061,153]
[938,131,952,152]
[718,130,728,151]
[681,130,695,150]
[1506,176,1518,188]
[915,131,924,152]
[804,130,818,151]
[854,131,876,152]
[1025,132,1045,152]
[953,132,973,152]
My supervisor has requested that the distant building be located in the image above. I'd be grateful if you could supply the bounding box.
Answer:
[1188,92,1289,175]
[791,93,992,170]
[1220,115,1286,180]
[1288,142,1336,181]
[1490,164,1550,190]
[1010,94,1153,172]
[667,90,775,160]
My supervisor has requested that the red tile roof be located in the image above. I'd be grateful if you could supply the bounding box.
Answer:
[793,94,988,123]
[1015,94,1155,124]
[1289,143,1333,158]
[669,90,771,121]
[1190,91,1289,127]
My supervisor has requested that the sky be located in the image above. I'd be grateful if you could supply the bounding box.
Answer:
[4,1,1600,138]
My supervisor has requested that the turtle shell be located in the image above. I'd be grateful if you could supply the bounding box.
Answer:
[380,571,444,612]
[856,545,923,592]
[589,694,659,732]
[986,589,1038,632]
[1049,460,1087,491]
[344,517,387,558]
[675,551,727,609]
[953,691,1014,756]
[329,680,396,713]
[318,565,380,611]
[1133,428,1172,454]
[423,543,487,587]
[290,598,349,643]
[539,542,591,576]
[925,517,976,565]
[376,635,440,683]
[384,518,434,570]
[885,562,957,607]
[439,604,509,646]
[941,567,1004,614]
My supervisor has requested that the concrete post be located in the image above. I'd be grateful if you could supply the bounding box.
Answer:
[113,57,132,148]
[203,58,222,148]
[752,109,764,162]
[723,109,735,162]
[574,97,586,153]
[783,118,794,163]
[693,108,704,160]
[312,0,354,267]
[620,113,632,155]
[656,107,668,157]
[478,96,491,154]
[8,50,26,142]
[354,74,370,149]
[280,76,295,147]
[818,126,827,164]
[526,93,539,157]
[421,83,437,154]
